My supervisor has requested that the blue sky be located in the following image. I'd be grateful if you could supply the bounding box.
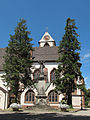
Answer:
[0,0,90,88]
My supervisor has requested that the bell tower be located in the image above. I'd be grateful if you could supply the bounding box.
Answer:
[38,32,56,47]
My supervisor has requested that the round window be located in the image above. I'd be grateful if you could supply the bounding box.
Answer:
[44,35,50,40]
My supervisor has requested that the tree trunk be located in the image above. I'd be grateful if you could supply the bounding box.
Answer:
[67,93,72,106]
[14,94,18,103]
[7,91,11,108]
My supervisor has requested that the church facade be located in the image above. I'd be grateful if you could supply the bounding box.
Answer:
[0,32,85,109]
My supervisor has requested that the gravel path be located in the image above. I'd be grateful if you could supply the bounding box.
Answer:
[0,109,90,120]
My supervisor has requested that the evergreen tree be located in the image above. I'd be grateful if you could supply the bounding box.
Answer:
[54,18,82,106]
[84,88,90,107]
[86,89,90,106]
[3,19,33,103]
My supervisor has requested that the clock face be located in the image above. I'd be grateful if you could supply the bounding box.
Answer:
[44,35,50,40]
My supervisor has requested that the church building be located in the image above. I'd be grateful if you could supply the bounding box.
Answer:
[0,32,85,109]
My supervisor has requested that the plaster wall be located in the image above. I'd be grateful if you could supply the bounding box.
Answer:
[0,72,7,91]
[72,95,81,108]
[40,42,54,47]
[0,72,8,110]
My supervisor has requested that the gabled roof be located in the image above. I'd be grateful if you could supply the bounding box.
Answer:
[38,32,56,47]
[32,46,59,62]
[0,46,59,70]
[39,32,55,43]
[0,87,8,93]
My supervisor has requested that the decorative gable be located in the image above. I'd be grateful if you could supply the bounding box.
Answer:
[38,32,56,47]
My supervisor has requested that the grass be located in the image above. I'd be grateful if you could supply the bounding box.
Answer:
[67,108,80,112]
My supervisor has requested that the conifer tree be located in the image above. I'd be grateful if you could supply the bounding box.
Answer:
[54,18,82,106]
[3,19,33,103]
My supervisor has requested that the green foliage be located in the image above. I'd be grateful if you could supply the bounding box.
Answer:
[61,99,67,104]
[86,89,90,98]
[54,18,82,105]
[77,83,86,92]
[69,105,73,109]
[84,88,90,107]
[3,19,33,103]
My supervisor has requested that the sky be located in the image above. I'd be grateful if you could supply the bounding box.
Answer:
[0,0,90,88]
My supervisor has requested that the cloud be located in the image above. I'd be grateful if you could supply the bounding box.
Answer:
[84,77,88,81]
[82,53,90,60]
[81,53,90,65]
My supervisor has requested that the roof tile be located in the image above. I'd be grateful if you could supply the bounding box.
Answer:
[0,46,59,70]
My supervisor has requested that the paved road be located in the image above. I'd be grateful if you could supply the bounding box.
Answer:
[70,108,90,116]
[0,109,90,120]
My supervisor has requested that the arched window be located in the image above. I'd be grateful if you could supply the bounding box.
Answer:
[33,69,40,82]
[25,90,35,103]
[50,69,56,82]
[48,90,58,103]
